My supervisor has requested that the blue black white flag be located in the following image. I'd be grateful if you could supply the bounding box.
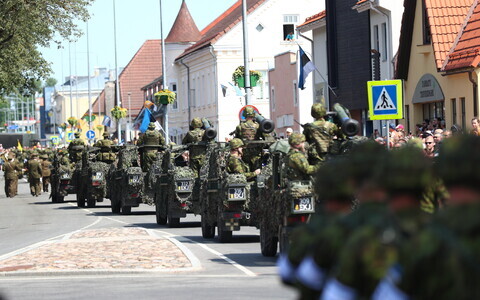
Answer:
[139,108,155,133]
[298,46,316,90]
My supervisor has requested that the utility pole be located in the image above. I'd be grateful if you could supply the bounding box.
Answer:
[242,0,251,105]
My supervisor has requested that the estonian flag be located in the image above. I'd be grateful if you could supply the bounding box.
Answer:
[139,108,155,133]
[298,46,316,90]
[102,115,112,127]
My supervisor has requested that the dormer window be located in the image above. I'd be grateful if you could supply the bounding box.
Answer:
[283,15,299,41]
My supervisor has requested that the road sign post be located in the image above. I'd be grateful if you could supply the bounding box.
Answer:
[86,130,96,140]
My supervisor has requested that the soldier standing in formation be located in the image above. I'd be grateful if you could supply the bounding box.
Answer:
[40,154,52,193]
[27,152,43,197]
[285,133,319,180]
[67,132,85,163]
[94,132,116,163]
[226,138,260,181]
[303,103,340,165]
[182,117,206,175]
[137,122,165,172]
[3,152,23,198]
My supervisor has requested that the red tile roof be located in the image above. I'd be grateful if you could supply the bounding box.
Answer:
[118,40,162,118]
[165,0,201,43]
[426,0,473,69]
[176,0,266,61]
[297,10,326,29]
[443,1,480,71]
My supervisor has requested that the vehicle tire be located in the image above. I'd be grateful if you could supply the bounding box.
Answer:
[201,214,215,239]
[260,222,278,257]
[87,197,96,208]
[121,206,132,215]
[76,190,85,208]
[156,203,167,225]
[111,199,121,214]
[168,216,180,228]
[217,219,232,243]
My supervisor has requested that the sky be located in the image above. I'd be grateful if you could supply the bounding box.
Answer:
[40,0,238,84]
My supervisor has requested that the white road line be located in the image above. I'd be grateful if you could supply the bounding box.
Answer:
[153,230,257,277]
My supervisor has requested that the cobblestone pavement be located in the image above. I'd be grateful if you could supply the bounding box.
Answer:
[0,228,192,274]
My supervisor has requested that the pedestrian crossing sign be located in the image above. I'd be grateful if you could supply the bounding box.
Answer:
[367,80,404,120]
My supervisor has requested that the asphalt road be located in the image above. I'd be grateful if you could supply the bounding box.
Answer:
[0,177,296,300]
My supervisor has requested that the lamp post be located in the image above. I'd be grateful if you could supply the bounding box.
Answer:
[113,0,122,143]
[242,0,251,105]
[159,0,168,142]
[128,92,132,142]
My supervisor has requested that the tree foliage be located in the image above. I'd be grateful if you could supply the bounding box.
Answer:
[0,0,93,96]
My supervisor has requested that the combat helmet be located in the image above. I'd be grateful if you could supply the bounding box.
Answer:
[242,106,256,118]
[103,131,109,138]
[229,138,244,150]
[74,132,80,138]
[40,154,48,159]
[191,117,203,129]
[148,122,156,130]
[311,103,327,119]
[288,132,306,146]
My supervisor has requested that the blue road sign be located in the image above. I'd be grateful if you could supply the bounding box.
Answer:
[86,130,96,140]
[367,80,404,120]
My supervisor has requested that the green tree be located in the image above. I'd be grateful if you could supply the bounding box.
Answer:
[45,77,58,87]
[0,0,93,96]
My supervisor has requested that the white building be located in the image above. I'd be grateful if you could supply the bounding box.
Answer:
[165,0,324,141]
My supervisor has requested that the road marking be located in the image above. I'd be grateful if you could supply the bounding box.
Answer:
[153,230,257,277]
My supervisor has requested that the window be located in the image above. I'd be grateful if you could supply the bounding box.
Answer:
[382,22,388,62]
[461,97,466,130]
[373,25,380,52]
[293,81,298,106]
[451,98,457,126]
[271,87,275,111]
[283,15,299,40]
[192,78,196,107]
[171,83,178,110]
[422,101,444,121]
[422,1,431,44]
[253,70,268,100]
[256,24,264,32]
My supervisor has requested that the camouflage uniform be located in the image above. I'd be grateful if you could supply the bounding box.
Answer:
[67,132,85,163]
[226,138,257,180]
[94,132,116,163]
[234,106,272,170]
[182,118,206,175]
[303,103,340,165]
[3,153,22,197]
[285,133,318,181]
[27,153,43,196]
[138,122,165,172]
[40,154,52,192]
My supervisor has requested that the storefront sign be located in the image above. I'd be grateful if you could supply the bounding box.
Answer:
[412,73,444,104]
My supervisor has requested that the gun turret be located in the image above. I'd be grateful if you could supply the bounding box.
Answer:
[202,118,217,140]
[255,113,275,133]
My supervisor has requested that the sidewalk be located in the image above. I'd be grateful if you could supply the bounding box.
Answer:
[0,227,194,275]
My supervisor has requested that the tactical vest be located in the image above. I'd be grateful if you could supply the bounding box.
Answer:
[143,130,161,146]
[239,121,259,141]
[285,150,311,181]
[307,120,336,153]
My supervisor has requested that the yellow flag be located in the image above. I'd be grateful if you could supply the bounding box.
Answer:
[17,140,23,152]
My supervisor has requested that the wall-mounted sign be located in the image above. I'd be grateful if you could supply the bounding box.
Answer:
[412,73,444,104]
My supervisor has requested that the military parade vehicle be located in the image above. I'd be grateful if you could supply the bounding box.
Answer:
[75,147,110,208]
[108,145,144,214]
[155,145,198,227]
[50,150,75,203]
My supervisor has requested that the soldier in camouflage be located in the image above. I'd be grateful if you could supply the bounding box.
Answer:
[303,103,340,165]
[182,117,206,175]
[94,132,116,163]
[27,152,43,197]
[40,154,52,192]
[67,132,85,163]
[138,122,165,172]
[285,133,318,180]
[226,138,260,181]
[234,106,273,169]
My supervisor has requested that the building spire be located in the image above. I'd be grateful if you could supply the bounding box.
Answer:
[165,0,201,43]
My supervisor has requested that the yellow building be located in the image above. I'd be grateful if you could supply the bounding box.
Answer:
[396,0,479,133]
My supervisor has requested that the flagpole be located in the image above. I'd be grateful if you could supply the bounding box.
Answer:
[113,0,121,143]
[242,0,251,105]
[159,0,169,143]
